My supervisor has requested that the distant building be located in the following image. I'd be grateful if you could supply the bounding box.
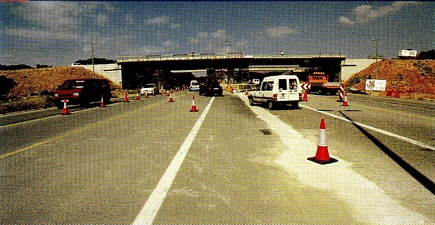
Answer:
[398,49,417,59]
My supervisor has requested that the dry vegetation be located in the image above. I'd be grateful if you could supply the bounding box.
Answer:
[1,66,122,114]
[346,59,435,99]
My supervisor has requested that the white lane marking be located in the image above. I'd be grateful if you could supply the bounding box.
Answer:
[300,104,435,151]
[237,94,430,224]
[132,97,215,225]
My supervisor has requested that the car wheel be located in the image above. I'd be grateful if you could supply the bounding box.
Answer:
[268,101,274,110]
[249,98,255,106]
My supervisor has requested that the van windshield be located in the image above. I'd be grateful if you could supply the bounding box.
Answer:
[59,80,86,89]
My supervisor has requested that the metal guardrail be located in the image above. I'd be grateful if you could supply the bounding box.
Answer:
[116,53,346,63]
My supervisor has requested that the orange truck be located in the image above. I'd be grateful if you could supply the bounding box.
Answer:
[306,71,340,95]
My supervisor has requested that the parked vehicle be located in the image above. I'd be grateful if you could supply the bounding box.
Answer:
[199,80,223,96]
[251,78,260,84]
[140,83,159,95]
[53,78,111,109]
[189,80,200,91]
[248,75,302,109]
[306,71,340,95]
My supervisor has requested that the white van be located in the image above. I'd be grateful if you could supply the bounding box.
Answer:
[248,75,302,109]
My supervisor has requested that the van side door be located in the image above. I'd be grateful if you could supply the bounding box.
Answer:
[262,80,274,102]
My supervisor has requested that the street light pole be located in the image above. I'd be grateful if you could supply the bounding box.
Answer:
[371,39,379,80]
[223,39,231,54]
[92,42,98,78]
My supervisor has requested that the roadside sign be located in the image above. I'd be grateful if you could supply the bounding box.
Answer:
[365,79,386,91]
[302,83,311,90]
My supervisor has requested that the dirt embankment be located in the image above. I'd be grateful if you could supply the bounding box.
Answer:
[346,60,435,99]
[0,66,122,114]
[2,66,120,99]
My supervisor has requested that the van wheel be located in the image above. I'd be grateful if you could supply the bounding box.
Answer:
[268,101,274,110]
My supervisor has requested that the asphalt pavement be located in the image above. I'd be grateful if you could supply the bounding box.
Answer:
[1,90,434,224]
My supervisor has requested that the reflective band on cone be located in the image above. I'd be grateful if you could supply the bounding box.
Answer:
[341,93,349,106]
[307,118,338,165]
[190,95,198,112]
[100,95,105,107]
[61,100,70,115]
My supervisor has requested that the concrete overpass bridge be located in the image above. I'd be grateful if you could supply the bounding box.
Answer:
[117,53,346,89]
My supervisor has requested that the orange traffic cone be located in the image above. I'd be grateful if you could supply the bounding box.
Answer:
[124,92,130,102]
[100,95,105,107]
[341,93,349,106]
[168,93,174,102]
[302,90,308,101]
[307,119,338,164]
[61,99,70,115]
[190,95,198,112]
[135,92,140,100]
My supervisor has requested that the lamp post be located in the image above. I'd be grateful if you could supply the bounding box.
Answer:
[223,39,231,54]
[371,39,379,80]
[91,42,98,78]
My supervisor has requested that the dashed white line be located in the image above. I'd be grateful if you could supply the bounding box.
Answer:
[132,97,215,225]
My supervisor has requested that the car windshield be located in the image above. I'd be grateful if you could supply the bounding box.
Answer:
[59,80,86,89]
[144,84,155,88]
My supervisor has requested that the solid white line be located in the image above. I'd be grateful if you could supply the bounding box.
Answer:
[132,97,215,225]
[300,104,435,151]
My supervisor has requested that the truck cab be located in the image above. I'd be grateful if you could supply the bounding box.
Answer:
[248,75,302,110]
[306,71,340,95]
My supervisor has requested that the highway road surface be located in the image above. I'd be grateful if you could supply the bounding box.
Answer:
[1,91,434,224]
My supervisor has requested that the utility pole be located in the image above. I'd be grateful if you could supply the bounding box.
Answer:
[371,39,379,80]
[92,42,98,78]
[223,39,231,54]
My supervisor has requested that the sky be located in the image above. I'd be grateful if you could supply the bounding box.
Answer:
[1,1,434,67]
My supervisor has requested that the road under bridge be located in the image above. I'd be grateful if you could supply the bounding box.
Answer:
[117,53,346,89]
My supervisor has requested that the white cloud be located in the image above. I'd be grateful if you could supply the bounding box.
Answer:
[191,29,227,41]
[145,16,170,25]
[266,26,298,38]
[340,1,423,25]
[339,16,355,25]
[5,28,80,40]
[162,41,174,47]
[124,14,134,25]
[97,14,109,27]
[11,2,85,28]
[211,29,227,38]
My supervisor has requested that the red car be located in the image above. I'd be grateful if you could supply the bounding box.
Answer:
[53,78,111,108]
